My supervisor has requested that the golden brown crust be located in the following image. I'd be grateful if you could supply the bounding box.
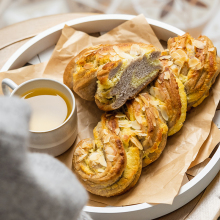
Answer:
[152,60,182,129]
[64,44,109,101]
[85,144,142,197]
[148,55,187,136]
[125,93,168,167]
[168,33,220,108]
[73,113,142,197]
[121,159,142,194]
[73,115,127,189]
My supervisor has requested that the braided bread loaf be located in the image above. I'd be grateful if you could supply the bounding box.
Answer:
[71,33,220,197]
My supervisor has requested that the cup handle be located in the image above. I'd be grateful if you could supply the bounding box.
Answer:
[2,78,18,96]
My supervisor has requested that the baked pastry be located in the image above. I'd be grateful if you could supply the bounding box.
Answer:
[95,43,162,111]
[64,44,109,101]
[124,93,168,167]
[71,34,220,197]
[168,33,220,109]
[73,113,142,197]
[148,55,187,136]
[64,43,162,111]
[72,93,169,196]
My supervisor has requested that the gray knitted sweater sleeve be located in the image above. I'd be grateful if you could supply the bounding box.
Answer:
[0,97,92,220]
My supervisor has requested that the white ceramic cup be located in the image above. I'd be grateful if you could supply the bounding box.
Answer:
[2,78,78,156]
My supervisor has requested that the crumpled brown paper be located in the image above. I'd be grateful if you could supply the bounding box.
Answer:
[0,14,220,206]
[189,122,220,169]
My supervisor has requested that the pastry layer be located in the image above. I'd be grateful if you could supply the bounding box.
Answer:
[148,54,187,136]
[168,33,220,109]
[124,93,168,167]
[64,44,109,101]
[73,113,142,197]
[73,115,126,189]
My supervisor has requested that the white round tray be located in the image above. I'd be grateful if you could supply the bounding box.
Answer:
[1,14,220,220]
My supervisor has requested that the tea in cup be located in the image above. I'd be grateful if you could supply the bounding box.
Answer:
[2,78,78,156]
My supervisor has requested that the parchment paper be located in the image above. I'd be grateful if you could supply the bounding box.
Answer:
[0,14,220,206]
[189,122,220,169]
[187,158,211,177]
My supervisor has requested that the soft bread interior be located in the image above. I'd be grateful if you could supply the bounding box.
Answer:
[95,45,162,111]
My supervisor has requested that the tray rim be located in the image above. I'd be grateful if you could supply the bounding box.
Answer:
[1,14,219,219]
[1,14,184,71]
